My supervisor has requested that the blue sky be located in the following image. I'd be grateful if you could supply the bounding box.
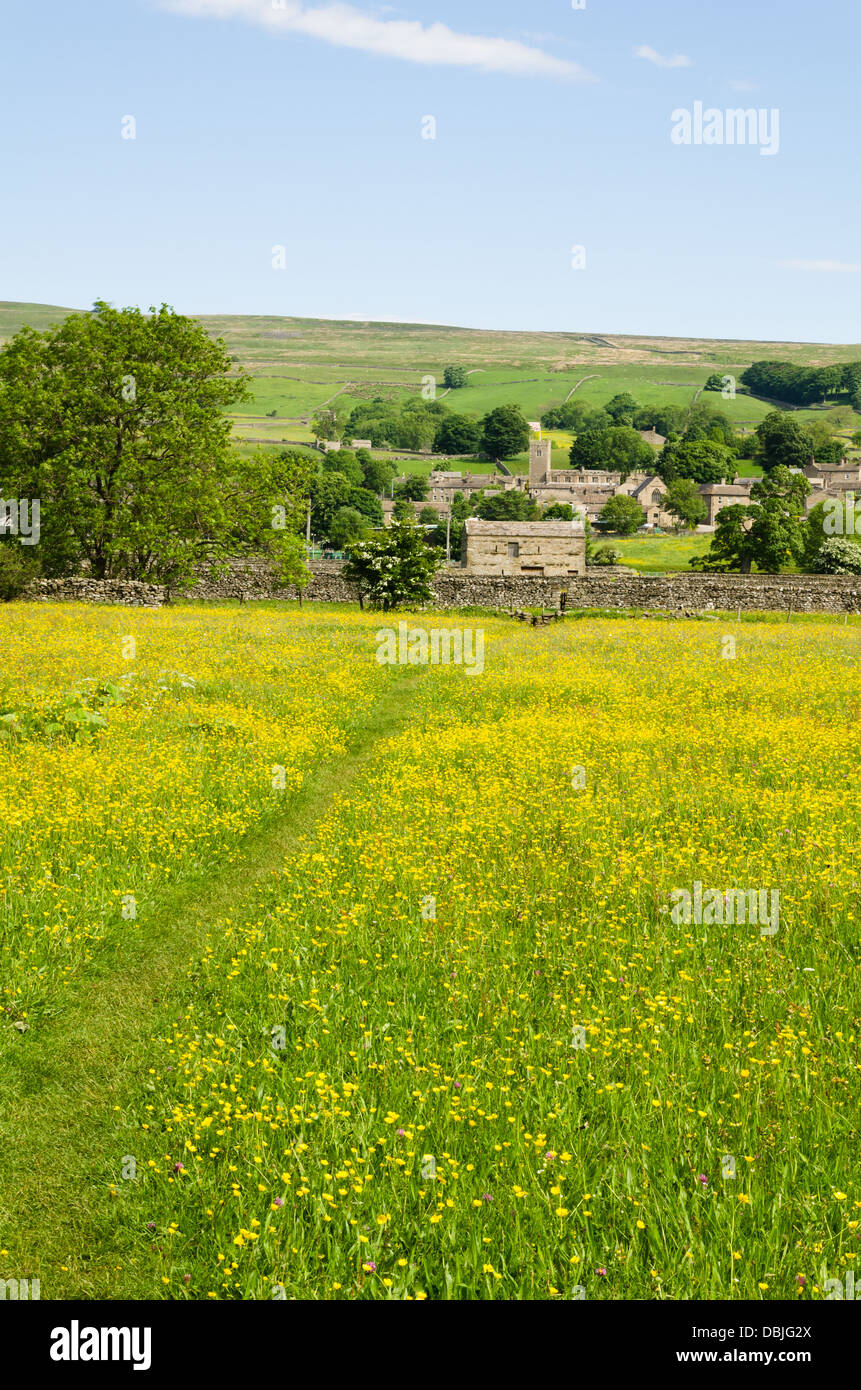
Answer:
[2,0,859,341]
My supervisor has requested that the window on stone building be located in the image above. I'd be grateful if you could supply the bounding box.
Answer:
[508,542,519,558]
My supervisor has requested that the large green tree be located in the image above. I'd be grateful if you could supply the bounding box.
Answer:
[473,489,539,521]
[356,449,396,495]
[755,411,813,472]
[310,471,353,538]
[321,448,363,485]
[394,474,428,502]
[692,467,809,572]
[568,425,610,470]
[327,506,370,549]
[236,447,316,596]
[311,406,344,442]
[657,438,735,485]
[632,404,686,438]
[0,301,254,587]
[346,486,384,530]
[663,478,707,530]
[442,366,469,389]
[309,471,382,541]
[480,405,530,460]
[603,426,656,480]
[604,392,639,424]
[434,413,482,455]
[597,494,644,535]
[683,402,736,448]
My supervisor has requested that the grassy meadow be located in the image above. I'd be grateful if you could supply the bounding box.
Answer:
[606,533,714,572]
[2,303,860,454]
[0,603,858,1301]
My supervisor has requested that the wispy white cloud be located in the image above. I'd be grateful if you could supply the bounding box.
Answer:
[635,44,692,69]
[780,259,861,273]
[729,79,756,92]
[161,1,594,78]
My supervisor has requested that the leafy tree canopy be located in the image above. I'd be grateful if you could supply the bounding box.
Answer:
[663,478,707,530]
[0,301,259,589]
[480,405,530,461]
[604,392,639,424]
[434,413,482,455]
[327,506,370,549]
[692,466,809,573]
[473,489,539,521]
[657,438,736,485]
[597,493,644,535]
[321,448,363,486]
[442,365,469,389]
[394,474,428,502]
[755,411,813,473]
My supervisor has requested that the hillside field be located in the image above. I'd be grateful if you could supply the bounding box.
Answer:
[0,603,857,1301]
[2,303,860,456]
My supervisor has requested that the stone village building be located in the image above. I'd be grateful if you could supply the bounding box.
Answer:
[461,517,587,577]
[699,482,753,527]
[383,438,766,533]
[525,438,677,529]
[804,456,861,490]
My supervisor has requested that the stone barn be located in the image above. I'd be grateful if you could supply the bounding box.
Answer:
[461,518,586,577]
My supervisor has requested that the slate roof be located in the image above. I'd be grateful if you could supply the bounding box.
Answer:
[464,519,585,537]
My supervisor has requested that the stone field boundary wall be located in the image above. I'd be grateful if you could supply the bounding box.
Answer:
[22,567,861,614]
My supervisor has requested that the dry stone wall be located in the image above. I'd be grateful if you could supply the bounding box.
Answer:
[20,566,861,614]
[24,577,165,606]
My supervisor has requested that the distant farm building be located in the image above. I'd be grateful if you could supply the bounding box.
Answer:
[699,483,753,527]
[461,518,586,577]
[804,457,861,489]
[637,427,667,449]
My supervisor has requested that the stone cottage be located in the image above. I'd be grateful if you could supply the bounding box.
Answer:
[699,482,753,527]
[461,518,586,577]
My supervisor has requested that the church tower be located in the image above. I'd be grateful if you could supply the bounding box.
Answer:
[529,436,552,488]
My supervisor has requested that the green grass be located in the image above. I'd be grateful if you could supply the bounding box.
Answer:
[0,651,422,1298]
[3,302,860,447]
[1,605,858,1303]
[596,533,713,573]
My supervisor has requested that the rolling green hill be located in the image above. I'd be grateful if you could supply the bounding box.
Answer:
[2,302,860,452]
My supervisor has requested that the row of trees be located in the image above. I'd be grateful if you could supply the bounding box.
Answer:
[319,377,859,480]
[739,360,861,409]
[555,398,738,484]
[314,397,532,461]
[559,396,852,485]
[543,394,691,438]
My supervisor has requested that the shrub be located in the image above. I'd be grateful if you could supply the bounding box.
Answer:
[591,546,623,566]
[0,543,40,601]
[813,537,861,574]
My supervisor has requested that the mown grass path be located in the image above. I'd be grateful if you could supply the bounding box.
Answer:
[0,667,422,1299]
